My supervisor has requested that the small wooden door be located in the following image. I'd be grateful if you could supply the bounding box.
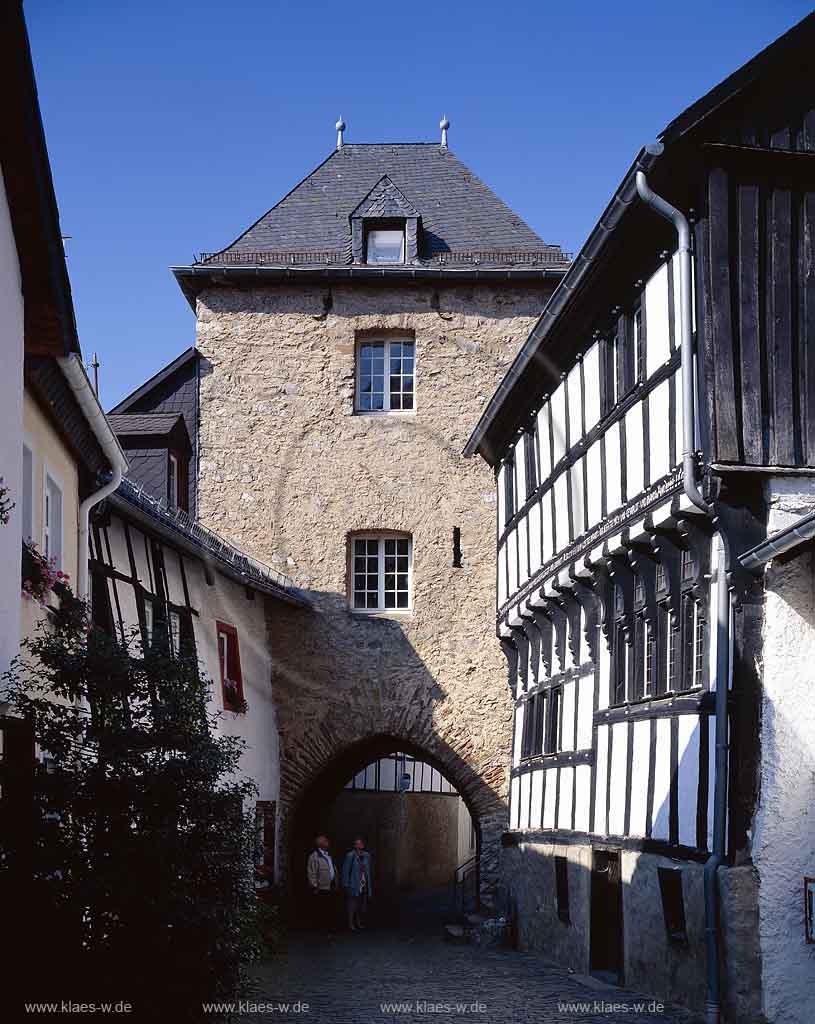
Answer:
[590,849,623,981]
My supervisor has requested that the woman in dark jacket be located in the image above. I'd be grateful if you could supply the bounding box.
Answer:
[341,836,373,931]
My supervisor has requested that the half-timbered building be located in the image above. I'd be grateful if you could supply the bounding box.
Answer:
[465,14,815,1022]
[87,409,309,883]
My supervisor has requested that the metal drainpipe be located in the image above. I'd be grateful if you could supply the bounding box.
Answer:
[703,539,730,1024]
[636,162,728,1023]
[635,162,710,515]
[58,355,128,601]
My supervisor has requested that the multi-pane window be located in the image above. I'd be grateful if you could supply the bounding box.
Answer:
[169,610,181,657]
[356,338,415,413]
[351,534,412,612]
[143,598,155,649]
[545,686,562,753]
[521,691,546,759]
[43,472,63,569]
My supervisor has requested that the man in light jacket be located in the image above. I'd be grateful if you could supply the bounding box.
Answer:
[341,836,373,931]
[307,834,337,932]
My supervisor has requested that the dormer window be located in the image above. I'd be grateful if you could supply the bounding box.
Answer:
[367,227,405,264]
[350,176,420,264]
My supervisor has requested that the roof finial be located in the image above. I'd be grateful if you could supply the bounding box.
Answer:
[440,115,450,148]
[336,116,346,150]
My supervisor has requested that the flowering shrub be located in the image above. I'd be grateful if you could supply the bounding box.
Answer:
[21,540,70,605]
[0,476,13,526]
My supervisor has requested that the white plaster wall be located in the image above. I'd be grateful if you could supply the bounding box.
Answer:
[0,168,24,678]
[752,477,815,1024]
[100,513,283,874]
[186,559,281,817]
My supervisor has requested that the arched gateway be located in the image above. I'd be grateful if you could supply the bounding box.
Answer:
[284,732,506,904]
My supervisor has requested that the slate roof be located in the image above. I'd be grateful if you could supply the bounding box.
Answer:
[113,478,308,607]
[197,143,569,270]
[108,412,185,437]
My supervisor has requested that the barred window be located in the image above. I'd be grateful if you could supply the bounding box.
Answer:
[356,338,415,413]
[351,534,412,612]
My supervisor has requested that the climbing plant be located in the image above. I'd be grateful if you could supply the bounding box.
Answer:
[1,588,264,1020]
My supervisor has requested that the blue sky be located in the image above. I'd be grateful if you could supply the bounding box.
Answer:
[25,0,813,408]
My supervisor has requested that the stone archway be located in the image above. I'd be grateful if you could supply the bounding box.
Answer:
[267,592,513,909]
[279,727,507,908]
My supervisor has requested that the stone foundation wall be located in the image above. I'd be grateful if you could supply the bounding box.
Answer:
[501,841,715,1014]
[752,478,815,1024]
[193,281,555,897]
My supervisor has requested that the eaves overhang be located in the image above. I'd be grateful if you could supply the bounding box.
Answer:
[171,263,567,309]
[109,483,310,609]
[462,145,663,467]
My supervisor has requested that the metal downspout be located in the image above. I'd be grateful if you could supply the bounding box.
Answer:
[636,161,727,1023]
[57,355,128,602]
[635,159,709,515]
[703,541,730,1024]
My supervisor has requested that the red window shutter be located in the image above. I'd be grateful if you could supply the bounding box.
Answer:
[215,621,244,712]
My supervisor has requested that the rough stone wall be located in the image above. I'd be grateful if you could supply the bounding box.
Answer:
[193,281,553,896]
[751,478,815,1024]
[322,791,460,893]
[503,842,710,1014]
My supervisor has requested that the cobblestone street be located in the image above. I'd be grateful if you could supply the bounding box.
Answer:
[250,896,698,1024]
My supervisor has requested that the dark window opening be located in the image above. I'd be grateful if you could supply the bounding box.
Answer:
[504,458,516,523]
[612,622,628,706]
[522,694,546,760]
[524,429,538,497]
[634,305,646,383]
[657,867,688,945]
[452,526,462,569]
[555,855,571,923]
[545,686,562,754]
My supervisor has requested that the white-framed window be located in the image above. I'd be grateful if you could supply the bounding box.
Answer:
[168,453,179,510]
[143,598,154,648]
[169,610,181,656]
[351,533,412,612]
[366,228,404,264]
[21,443,33,542]
[356,337,415,413]
[42,470,63,569]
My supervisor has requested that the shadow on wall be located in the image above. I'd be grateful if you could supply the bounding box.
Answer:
[500,716,763,1018]
[266,586,511,908]
[288,732,484,918]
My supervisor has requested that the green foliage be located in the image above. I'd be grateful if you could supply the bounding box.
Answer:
[0,475,13,526]
[2,592,264,1021]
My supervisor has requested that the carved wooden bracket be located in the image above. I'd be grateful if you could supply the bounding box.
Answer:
[499,636,519,695]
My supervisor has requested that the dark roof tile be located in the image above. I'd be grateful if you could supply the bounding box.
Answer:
[202,144,568,269]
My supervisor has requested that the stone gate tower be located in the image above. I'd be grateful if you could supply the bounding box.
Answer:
[173,124,569,895]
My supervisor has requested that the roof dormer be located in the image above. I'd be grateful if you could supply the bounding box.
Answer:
[350,175,421,264]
